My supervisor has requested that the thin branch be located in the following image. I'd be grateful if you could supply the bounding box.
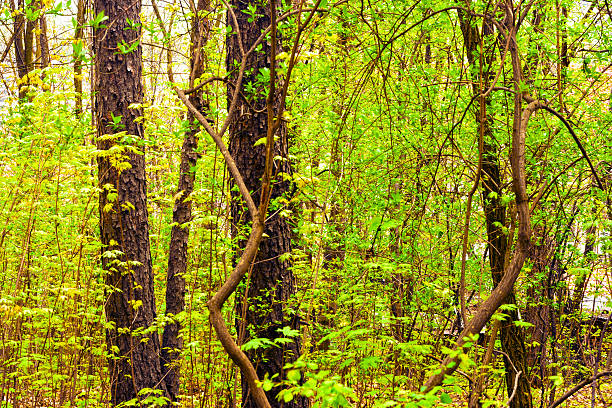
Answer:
[488,87,605,191]
[505,371,522,407]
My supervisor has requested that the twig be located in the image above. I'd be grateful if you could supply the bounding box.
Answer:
[505,371,522,408]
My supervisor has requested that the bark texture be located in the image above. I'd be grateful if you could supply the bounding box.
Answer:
[161,0,209,400]
[482,145,533,408]
[227,1,306,407]
[94,0,168,403]
[38,14,50,69]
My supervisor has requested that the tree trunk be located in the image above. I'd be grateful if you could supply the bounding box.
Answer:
[227,1,306,407]
[10,0,31,99]
[74,0,85,114]
[38,14,50,69]
[93,0,168,403]
[161,0,209,401]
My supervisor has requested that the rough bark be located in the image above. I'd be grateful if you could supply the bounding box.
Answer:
[524,226,554,385]
[23,6,34,75]
[161,0,209,401]
[227,1,306,407]
[94,0,168,403]
[482,145,533,408]
[11,0,26,80]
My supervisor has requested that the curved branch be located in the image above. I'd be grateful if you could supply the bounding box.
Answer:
[207,217,271,408]
[487,87,605,191]
[152,0,257,217]
[539,105,605,191]
[152,3,270,407]
[183,75,227,95]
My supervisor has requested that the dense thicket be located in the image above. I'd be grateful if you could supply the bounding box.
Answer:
[0,0,610,407]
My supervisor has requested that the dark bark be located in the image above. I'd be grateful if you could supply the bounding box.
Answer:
[227,1,306,407]
[11,0,26,80]
[458,12,533,408]
[161,0,209,401]
[23,8,34,75]
[524,227,553,385]
[94,0,168,404]
[10,0,47,98]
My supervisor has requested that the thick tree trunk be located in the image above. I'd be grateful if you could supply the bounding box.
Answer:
[227,1,306,407]
[94,0,168,404]
[161,0,209,401]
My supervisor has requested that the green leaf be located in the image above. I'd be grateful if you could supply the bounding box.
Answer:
[287,369,301,382]
[253,137,267,147]
[91,11,108,28]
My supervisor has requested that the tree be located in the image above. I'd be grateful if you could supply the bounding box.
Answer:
[424,2,536,392]
[1,0,612,406]
[160,0,210,401]
[10,0,48,99]
[458,9,532,407]
[73,0,86,115]
[226,1,307,406]
[93,0,168,403]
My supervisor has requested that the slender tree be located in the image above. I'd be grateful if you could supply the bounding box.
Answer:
[226,1,307,407]
[38,14,50,69]
[424,2,536,392]
[161,0,210,401]
[10,0,33,98]
[93,0,168,403]
[74,0,86,115]
[458,10,533,407]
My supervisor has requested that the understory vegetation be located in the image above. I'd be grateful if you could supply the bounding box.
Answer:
[0,0,610,407]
